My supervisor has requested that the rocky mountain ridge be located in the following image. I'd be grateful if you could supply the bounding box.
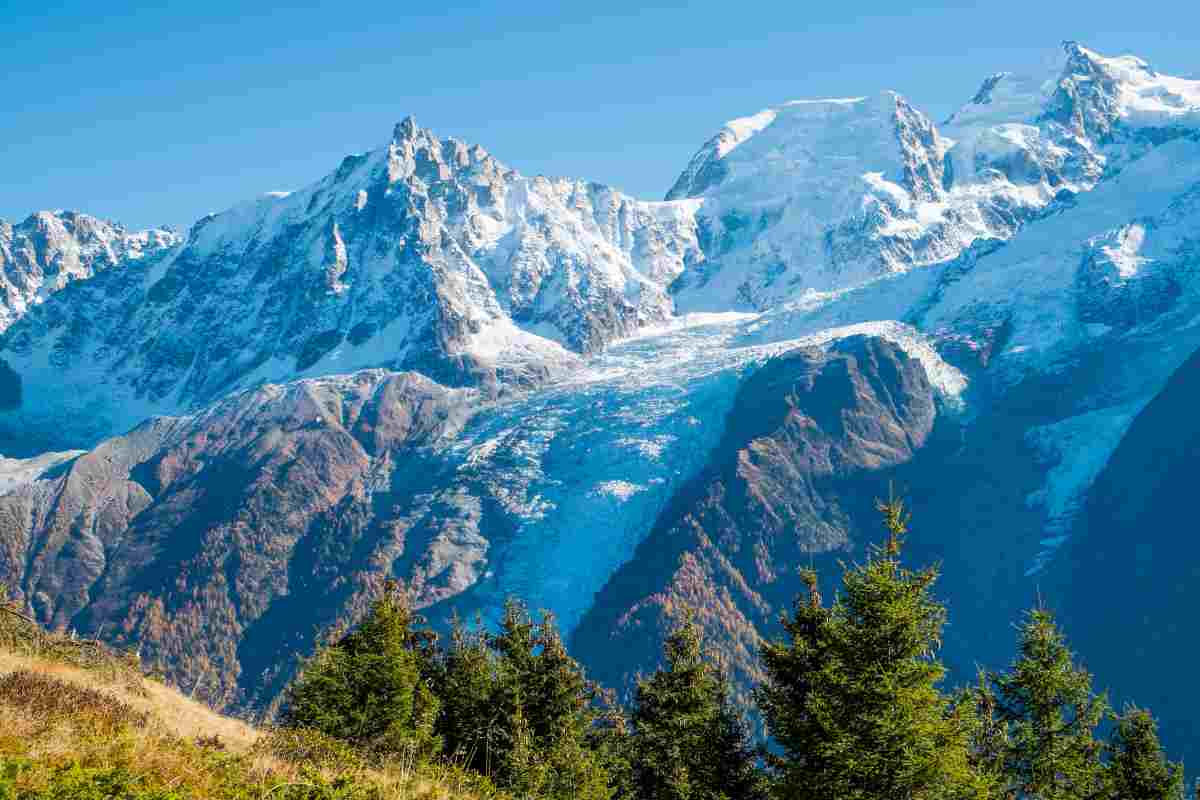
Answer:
[0,210,178,334]
[10,43,1198,452]
[0,118,703,449]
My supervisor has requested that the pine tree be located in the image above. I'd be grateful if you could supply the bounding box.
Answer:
[989,607,1108,800]
[282,581,440,758]
[501,692,553,798]
[756,494,992,800]
[434,613,503,774]
[953,670,1012,800]
[587,686,637,800]
[630,613,766,800]
[1105,706,1185,800]
[490,598,612,800]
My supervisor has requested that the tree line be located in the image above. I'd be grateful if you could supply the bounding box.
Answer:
[281,497,1187,800]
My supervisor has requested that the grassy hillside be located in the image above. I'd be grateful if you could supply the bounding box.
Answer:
[0,603,506,800]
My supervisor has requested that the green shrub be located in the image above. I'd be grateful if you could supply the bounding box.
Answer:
[0,759,185,800]
[0,756,380,800]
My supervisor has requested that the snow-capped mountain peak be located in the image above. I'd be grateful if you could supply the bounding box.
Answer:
[1045,41,1200,139]
[8,42,1200,759]
[5,42,1200,457]
[665,90,1010,311]
[0,118,702,448]
[668,43,1200,315]
[0,211,179,333]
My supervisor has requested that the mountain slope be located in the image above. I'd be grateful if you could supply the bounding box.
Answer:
[572,335,939,696]
[0,607,499,799]
[0,370,477,707]
[1046,343,1200,766]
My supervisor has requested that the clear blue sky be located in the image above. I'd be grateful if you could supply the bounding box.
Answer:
[3,1,1197,231]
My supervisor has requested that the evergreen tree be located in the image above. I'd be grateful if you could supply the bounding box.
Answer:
[434,614,504,774]
[502,693,553,798]
[282,581,440,757]
[489,598,612,800]
[989,608,1108,800]
[756,494,992,800]
[588,686,637,800]
[630,613,766,800]
[953,671,1012,800]
[1105,706,1185,800]
[493,600,589,749]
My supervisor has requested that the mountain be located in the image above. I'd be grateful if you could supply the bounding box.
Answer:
[0,210,177,334]
[572,334,940,697]
[3,41,1200,761]
[0,118,701,451]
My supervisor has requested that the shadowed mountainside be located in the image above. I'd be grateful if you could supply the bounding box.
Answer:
[572,336,938,696]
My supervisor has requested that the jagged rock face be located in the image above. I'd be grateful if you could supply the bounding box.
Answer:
[0,211,178,332]
[0,119,702,450]
[572,336,937,695]
[1042,43,1127,142]
[1042,42,1200,146]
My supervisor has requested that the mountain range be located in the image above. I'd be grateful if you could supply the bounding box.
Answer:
[3,41,1200,760]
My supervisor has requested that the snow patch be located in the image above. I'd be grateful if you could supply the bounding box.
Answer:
[1080,45,1200,129]
[593,480,646,501]
[1099,223,1150,279]
[0,450,84,494]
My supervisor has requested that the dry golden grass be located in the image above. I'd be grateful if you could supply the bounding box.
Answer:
[0,646,260,751]
[0,608,506,799]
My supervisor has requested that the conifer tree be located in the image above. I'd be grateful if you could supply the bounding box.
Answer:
[1105,706,1185,800]
[434,614,503,774]
[630,613,766,800]
[953,671,1012,800]
[756,494,992,800]
[490,598,612,800]
[587,685,637,800]
[282,581,440,757]
[989,607,1108,800]
[502,692,553,798]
